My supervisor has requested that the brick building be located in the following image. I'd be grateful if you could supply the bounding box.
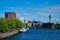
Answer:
[5,12,16,19]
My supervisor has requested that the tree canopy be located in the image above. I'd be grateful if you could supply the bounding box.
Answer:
[0,18,26,33]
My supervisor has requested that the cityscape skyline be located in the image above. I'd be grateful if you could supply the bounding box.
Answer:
[0,0,60,23]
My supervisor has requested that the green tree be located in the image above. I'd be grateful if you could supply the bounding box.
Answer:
[6,18,16,31]
[55,24,60,29]
[0,18,8,32]
[0,18,26,33]
[16,19,26,29]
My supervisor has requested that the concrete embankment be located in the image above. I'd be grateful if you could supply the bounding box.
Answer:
[0,30,18,39]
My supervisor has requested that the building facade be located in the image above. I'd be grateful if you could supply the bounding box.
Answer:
[5,12,16,19]
[26,21,42,28]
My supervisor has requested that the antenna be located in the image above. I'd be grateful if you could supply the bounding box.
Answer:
[49,8,52,23]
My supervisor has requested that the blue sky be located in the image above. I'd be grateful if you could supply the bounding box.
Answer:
[0,0,60,23]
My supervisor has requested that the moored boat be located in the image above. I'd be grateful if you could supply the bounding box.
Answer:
[19,28,29,33]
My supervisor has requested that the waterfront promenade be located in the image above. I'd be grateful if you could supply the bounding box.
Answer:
[0,30,18,38]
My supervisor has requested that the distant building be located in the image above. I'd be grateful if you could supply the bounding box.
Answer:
[42,23,54,28]
[26,20,42,28]
[26,23,32,27]
[5,12,16,19]
[55,23,60,28]
[26,20,32,27]
[32,21,42,28]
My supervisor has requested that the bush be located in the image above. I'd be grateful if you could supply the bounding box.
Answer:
[0,18,8,32]
[0,18,26,33]
[6,18,16,31]
[16,19,26,28]
[55,24,60,29]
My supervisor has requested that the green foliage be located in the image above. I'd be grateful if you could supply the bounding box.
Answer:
[0,18,8,32]
[16,19,26,28]
[0,18,26,33]
[6,18,16,31]
[55,25,60,29]
[54,23,60,29]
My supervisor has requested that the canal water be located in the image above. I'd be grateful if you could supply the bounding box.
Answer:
[3,28,60,40]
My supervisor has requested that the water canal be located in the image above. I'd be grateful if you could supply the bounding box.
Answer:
[2,28,60,40]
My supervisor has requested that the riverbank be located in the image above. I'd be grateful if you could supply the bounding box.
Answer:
[0,30,18,38]
[1,28,60,40]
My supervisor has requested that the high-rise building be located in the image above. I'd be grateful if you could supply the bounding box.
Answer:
[5,12,16,19]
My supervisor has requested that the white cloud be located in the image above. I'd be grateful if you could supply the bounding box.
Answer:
[17,16,24,20]
[6,5,60,16]
[6,4,60,10]
[17,14,20,17]
[36,12,55,16]
[56,18,59,21]
[50,5,60,12]
[37,13,48,16]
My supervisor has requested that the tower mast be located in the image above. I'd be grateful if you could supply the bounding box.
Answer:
[48,8,52,28]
